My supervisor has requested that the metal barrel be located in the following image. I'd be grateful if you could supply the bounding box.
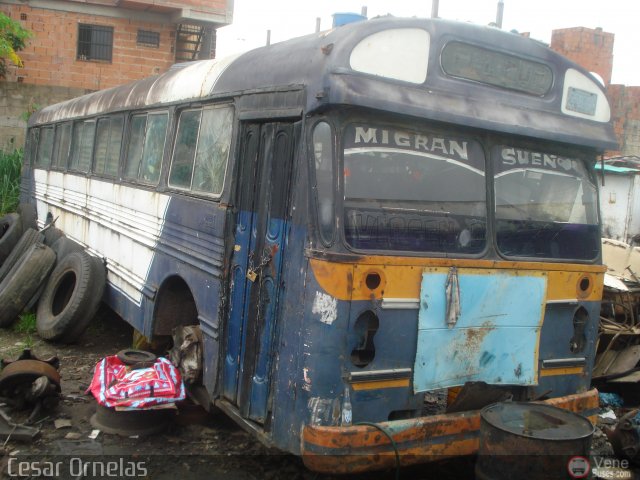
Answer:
[475,402,595,480]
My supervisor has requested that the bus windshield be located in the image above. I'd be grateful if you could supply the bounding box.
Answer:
[342,124,487,254]
[494,146,599,260]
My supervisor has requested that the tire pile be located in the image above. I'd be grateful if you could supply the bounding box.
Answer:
[0,204,106,343]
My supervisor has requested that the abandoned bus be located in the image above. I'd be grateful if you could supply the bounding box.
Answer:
[21,17,616,472]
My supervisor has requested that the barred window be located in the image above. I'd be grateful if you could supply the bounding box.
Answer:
[137,30,160,48]
[77,24,113,62]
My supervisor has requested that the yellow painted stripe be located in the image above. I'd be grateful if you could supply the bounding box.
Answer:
[310,257,604,302]
[539,366,585,377]
[350,379,410,391]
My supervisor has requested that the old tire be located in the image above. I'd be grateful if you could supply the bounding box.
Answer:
[43,226,64,246]
[0,228,44,283]
[0,213,23,264]
[0,244,56,327]
[116,349,157,367]
[51,237,84,265]
[17,203,38,231]
[36,250,106,343]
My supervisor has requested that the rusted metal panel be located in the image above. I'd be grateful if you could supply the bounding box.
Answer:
[301,389,599,474]
[414,269,547,391]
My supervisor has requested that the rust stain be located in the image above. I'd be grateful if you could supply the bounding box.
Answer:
[463,320,495,353]
[302,389,599,474]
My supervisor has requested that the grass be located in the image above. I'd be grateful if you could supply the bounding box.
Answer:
[14,312,36,335]
[0,148,22,215]
[0,148,22,216]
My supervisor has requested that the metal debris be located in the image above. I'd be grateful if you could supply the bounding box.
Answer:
[170,325,203,384]
[0,350,61,421]
[0,408,39,442]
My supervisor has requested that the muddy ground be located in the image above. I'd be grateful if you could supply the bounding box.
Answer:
[0,310,477,480]
[0,308,636,479]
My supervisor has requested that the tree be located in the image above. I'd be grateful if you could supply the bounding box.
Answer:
[0,13,32,78]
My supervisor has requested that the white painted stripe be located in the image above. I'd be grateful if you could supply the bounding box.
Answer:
[34,169,170,305]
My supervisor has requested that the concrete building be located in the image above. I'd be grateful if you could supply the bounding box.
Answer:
[0,0,233,148]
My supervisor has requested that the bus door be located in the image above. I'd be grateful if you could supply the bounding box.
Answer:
[223,121,298,424]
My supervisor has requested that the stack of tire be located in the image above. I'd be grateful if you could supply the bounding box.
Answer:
[0,204,106,343]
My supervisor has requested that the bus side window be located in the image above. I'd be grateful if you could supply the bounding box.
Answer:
[313,121,335,244]
[169,109,202,189]
[125,114,147,180]
[139,112,168,184]
[69,120,96,172]
[192,106,233,195]
[94,115,123,177]
[36,127,54,168]
[52,123,72,169]
[26,128,39,166]
[124,112,167,184]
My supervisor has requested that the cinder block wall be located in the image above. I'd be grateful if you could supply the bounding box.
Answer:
[1,3,177,90]
[0,83,91,150]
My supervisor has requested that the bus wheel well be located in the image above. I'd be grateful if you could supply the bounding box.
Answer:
[153,276,198,337]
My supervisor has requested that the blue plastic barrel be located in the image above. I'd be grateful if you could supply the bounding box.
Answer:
[332,13,367,27]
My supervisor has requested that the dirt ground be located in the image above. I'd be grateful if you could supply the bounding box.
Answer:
[0,308,633,480]
[0,310,477,480]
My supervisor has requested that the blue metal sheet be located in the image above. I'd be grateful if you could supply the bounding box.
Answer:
[413,270,546,392]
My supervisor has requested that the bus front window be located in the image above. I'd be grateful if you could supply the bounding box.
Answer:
[342,124,487,254]
[494,146,599,260]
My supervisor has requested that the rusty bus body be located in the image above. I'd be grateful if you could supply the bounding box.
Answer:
[22,17,616,472]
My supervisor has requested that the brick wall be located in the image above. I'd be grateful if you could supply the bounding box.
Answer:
[1,4,177,90]
[549,26,640,156]
[607,85,640,156]
[550,27,614,86]
[0,83,91,150]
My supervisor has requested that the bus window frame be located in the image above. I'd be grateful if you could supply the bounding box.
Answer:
[92,113,125,179]
[167,102,235,200]
[490,137,601,264]
[69,118,97,174]
[26,128,40,167]
[337,114,490,258]
[35,125,55,169]
[309,118,336,247]
[52,122,72,170]
[122,109,169,186]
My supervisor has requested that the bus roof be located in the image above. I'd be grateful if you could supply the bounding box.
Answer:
[29,17,617,151]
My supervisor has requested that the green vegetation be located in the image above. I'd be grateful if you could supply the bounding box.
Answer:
[14,312,36,335]
[0,12,32,78]
[0,148,22,215]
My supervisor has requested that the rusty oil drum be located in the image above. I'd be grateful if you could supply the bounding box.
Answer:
[475,402,595,480]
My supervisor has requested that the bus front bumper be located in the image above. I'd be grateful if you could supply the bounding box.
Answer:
[301,388,599,474]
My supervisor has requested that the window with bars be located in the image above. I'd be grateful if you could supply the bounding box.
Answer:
[137,30,160,48]
[77,24,113,62]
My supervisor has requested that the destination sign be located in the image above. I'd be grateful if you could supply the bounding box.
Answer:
[441,42,553,96]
